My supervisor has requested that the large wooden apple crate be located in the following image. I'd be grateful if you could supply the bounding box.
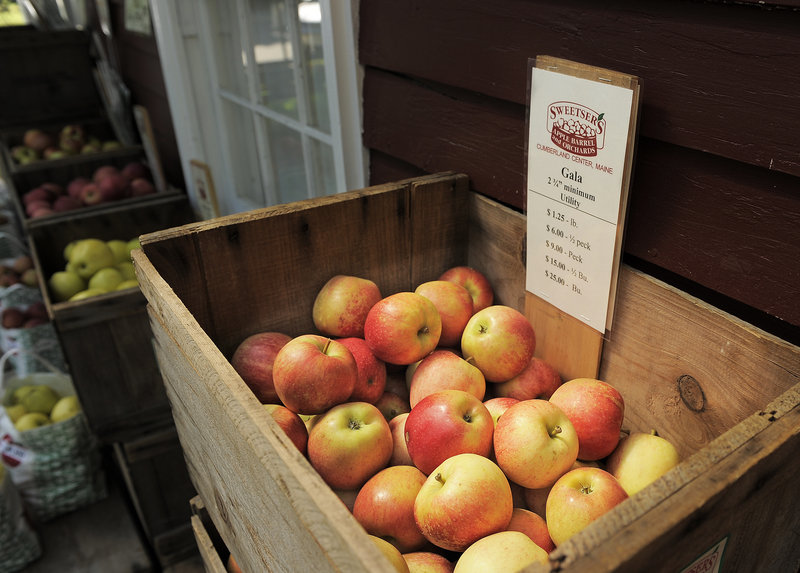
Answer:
[28,192,195,443]
[132,172,800,573]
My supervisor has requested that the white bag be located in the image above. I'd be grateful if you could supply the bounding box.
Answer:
[0,349,106,522]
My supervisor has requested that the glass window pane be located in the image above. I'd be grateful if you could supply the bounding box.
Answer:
[222,100,265,204]
[311,139,336,196]
[298,1,330,133]
[249,0,299,119]
[208,0,249,98]
[262,116,308,204]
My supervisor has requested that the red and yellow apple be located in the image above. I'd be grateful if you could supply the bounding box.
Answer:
[454,530,548,572]
[263,404,309,455]
[364,292,442,365]
[353,465,428,553]
[414,280,473,348]
[307,401,393,490]
[404,389,494,476]
[438,266,494,313]
[414,453,513,552]
[272,334,357,414]
[493,399,579,489]
[312,274,382,338]
[460,305,535,382]
[388,412,413,466]
[493,356,562,401]
[408,349,485,408]
[403,551,454,573]
[505,507,555,553]
[375,391,411,422]
[605,430,681,496]
[369,535,411,573]
[549,378,625,461]
[545,467,629,546]
[230,331,292,403]
[338,337,387,404]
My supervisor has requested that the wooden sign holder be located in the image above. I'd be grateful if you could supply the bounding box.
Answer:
[524,56,640,382]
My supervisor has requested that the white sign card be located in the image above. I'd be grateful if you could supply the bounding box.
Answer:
[526,67,634,333]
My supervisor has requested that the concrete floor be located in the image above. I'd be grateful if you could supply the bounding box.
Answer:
[14,462,204,573]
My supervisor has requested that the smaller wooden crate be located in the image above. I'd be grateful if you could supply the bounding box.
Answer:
[113,425,198,568]
[190,496,229,573]
[27,193,195,443]
[133,173,800,573]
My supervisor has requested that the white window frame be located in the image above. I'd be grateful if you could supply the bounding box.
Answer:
[150,0,366,217]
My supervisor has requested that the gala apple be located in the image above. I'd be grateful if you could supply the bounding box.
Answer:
[364,292,442,365]
[460,305,535,382]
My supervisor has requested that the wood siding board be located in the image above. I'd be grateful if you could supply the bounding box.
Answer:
[359,0,800,176]
[361,69,799,330]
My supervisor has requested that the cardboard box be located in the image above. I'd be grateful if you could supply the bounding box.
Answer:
[133,173,800,572]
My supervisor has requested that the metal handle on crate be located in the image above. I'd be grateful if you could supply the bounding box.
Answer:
[0,348,66,394]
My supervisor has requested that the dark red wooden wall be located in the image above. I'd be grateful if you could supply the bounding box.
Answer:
[359,0,800,343]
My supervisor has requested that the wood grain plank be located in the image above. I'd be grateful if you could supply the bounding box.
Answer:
[360,0,800,176]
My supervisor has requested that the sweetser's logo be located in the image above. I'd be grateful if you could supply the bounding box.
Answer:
[547,101,606,157]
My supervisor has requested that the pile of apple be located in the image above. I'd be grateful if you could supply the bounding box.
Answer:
[3,384,82,432]
[1,301,49,330]
[21,161,155,219]
[47,237,141,303]
[0,255,39,289]
[230,268,681,573]
[9,124,123,166]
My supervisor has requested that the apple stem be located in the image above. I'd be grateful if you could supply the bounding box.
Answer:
[322,338,333,354]
[434,472,445,485]
[418,326,429,336]
[650,428,659,436]
[550,425,563,437]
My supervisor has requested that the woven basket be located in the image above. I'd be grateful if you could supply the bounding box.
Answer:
[0,350,106,522]
[0,469,42,572]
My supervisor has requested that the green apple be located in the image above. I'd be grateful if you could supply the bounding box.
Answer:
[15,412,51,431]
[20,385,60,414]
[4,403,27,423]
[116,261,136,281]
[11,385,37,405]
[115,279,139,291]
[50,395,82,423]
[68,239,116,279]
[605,431,681,496]
[63,240,79,261]
[49,270,87,302]
[69,288,108,302]
[106,239,130,264]
[126,237,141,257]
[88,266,124,292]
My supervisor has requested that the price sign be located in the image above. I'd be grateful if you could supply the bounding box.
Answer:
[524,57,639,380]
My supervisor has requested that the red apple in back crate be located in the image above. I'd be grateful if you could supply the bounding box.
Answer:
[364,292,442,365]
[338,337,387,404]
[460,305,536,382]
[307,401,393,490]
[230,331,292,404]
[353,465,428,553]
[404,389,493,475]
[312,274,382,338]
[413,453,513,552]
[549,378,625,461]
[455,530,548,572]
[262,403,308,455]
[493,399,579,490]
[272,334,357,414]
[408,349,485,408]
[545,466,629,546]
[493,356,562,400]
[414,279,473,348]
[438,266,494,313]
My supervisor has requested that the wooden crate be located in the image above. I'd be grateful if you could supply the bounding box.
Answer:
[132,172,800,573]
[27,193,195,443]
[113,425,198,568]
[190,496,229,573]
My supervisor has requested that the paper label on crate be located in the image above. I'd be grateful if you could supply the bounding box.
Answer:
[525,67,633,333]
[680,536,728,573]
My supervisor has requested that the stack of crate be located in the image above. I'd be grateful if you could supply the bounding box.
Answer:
[0,26,198,568]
